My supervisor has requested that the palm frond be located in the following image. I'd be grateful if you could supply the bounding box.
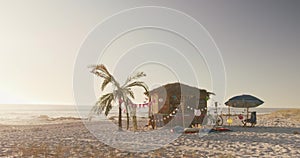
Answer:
[123,72,146,87]
[124,88,135,99]
[125,81,149,93]
[88,64,112,78]
[100,92,114,103]
[89,64,121,91]
[100,93,113,102]
[89,101,101,115]
[104,97,113,116]
[144,91,150,97]
[89,65,109,78]
[89,93,114,117]
[113,90,118,100]
[101,78,112,91]
[93,71,109,79]
[97,64,111,75]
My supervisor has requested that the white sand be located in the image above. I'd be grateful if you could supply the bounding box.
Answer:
[0,109,299,157]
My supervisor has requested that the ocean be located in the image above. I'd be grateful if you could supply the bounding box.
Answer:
[0,104,149,125]
[0,104,292,125]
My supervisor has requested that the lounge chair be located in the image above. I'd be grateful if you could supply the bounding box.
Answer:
[242,111,256,127]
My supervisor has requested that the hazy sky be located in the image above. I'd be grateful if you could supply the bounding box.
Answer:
[0,0,299,108]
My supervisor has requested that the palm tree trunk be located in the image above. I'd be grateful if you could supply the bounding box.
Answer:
[126,112,130,130]
[124,98,130,130]
[132,106,138,131]
[133,115,137,131]
[118,104,122,130]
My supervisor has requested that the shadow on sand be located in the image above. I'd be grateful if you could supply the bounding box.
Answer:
[190,126,300,147]
[226,125,300,134]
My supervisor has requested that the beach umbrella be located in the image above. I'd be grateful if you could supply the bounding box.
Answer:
[225,94,264,108]
[225,94,264,120]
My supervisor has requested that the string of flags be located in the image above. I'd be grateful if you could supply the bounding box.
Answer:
[119,97,210,124]
[149,105,209,123]
[121,99,156,113]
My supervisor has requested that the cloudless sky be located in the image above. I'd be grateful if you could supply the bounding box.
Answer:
[0,0,299,108]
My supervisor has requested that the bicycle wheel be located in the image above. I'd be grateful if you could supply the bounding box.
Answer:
[216,115,223,126]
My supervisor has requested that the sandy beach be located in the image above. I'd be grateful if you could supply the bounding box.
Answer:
[1,109,299,157]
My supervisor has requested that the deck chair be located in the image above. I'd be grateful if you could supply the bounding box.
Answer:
[242,111,256,127]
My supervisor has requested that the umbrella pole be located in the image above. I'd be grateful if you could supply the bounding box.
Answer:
[182,96,185,128]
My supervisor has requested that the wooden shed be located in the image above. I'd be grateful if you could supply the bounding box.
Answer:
[148,82,214,128]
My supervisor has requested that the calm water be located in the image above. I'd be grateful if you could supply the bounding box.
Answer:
[0,104,292,125]
[0,104,149,124]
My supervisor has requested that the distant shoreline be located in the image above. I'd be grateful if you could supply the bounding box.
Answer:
[0,108,299,126]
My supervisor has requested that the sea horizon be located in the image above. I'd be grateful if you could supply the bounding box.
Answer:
[0,104,298,125]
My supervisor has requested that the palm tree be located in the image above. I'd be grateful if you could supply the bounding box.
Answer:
[89,64,148,131]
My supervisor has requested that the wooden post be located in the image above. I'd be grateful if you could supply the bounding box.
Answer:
[228,105,231,126]
[246,107,249,120]
[182,96,185,128]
